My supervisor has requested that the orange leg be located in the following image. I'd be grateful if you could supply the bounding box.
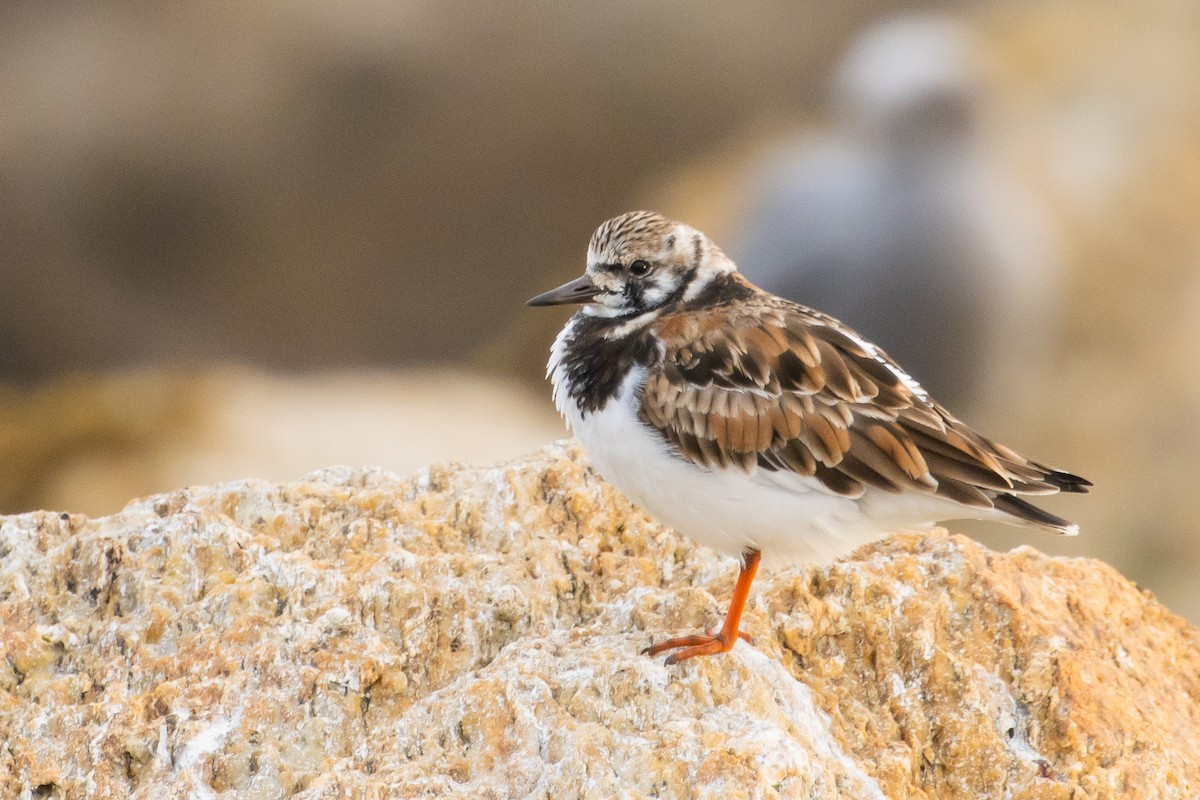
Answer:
[644,548,761,665]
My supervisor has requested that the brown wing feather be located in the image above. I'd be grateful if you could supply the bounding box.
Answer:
[638,288,1088,525]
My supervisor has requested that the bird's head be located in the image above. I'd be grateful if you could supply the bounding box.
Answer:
[528,211,735,317]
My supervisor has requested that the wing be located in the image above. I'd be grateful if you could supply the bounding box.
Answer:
[639,293,1089,524]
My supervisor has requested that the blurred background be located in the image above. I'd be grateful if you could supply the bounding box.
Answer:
[2,1,1199,620]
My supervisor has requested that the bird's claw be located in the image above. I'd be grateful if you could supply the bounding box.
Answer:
[643,628,751,664]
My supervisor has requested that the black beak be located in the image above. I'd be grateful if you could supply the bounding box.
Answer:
[526,274,600,307]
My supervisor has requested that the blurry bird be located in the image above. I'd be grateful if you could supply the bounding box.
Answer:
[529,211,1088,664]
[728,14,1061,410]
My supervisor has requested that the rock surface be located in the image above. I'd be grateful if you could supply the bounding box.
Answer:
[1,442,1197,799]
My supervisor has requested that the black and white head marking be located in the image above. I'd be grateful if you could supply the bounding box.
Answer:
[583,211,735,319]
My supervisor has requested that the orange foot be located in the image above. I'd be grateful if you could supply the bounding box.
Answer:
[643,629,754,664]
[643,548,761,665]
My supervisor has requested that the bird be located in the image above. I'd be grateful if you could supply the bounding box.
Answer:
[527,210,1089,665]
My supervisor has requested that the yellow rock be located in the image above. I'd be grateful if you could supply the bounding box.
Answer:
[0,442,1197,798]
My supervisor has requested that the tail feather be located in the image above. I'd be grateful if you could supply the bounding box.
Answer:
[1038,466,1092,494]
[992,493,1080,536]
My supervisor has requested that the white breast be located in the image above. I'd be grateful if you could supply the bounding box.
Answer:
[549,321,992,568]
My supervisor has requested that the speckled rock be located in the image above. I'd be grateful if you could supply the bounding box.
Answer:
[1,442,1197,799]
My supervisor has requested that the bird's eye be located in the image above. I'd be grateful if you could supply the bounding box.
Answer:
[629,260,651,276]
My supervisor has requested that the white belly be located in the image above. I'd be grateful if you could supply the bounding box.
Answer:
[555,365,954,568]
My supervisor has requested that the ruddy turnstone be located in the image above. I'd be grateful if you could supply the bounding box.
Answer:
[528,210,1089,664]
